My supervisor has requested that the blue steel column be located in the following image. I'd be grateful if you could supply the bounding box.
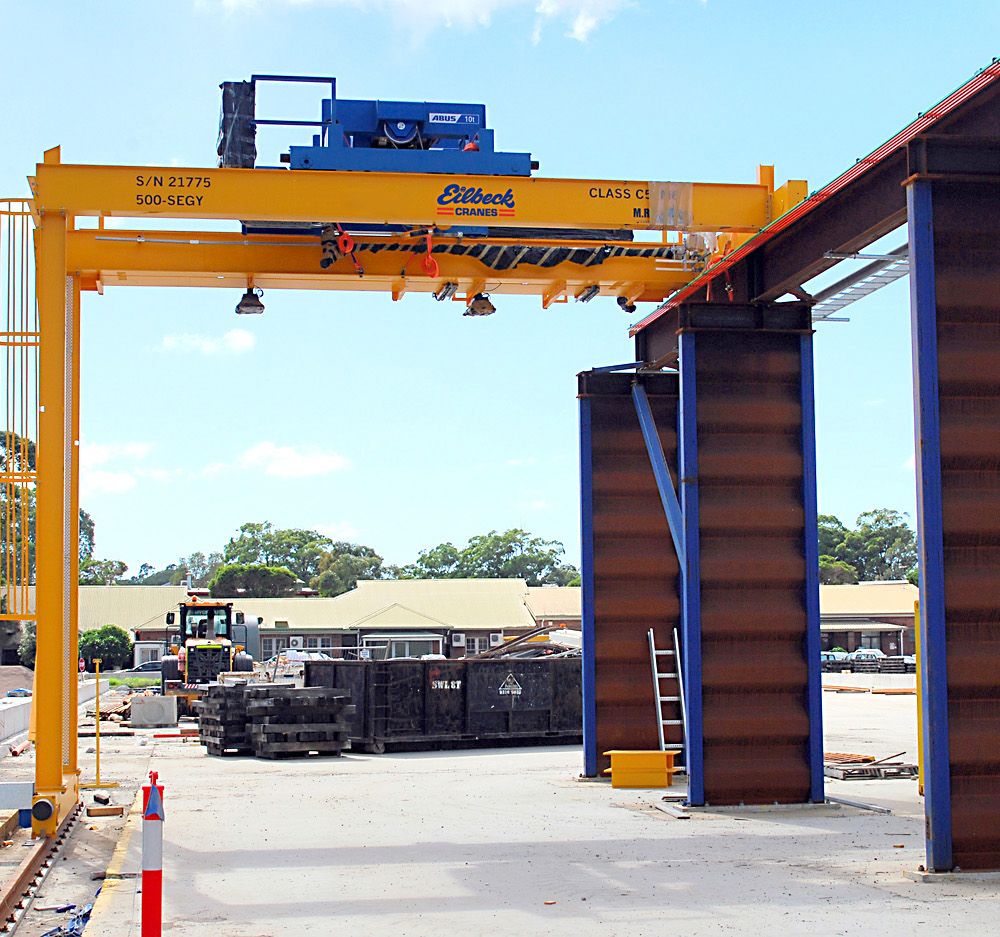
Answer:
[579,395,598,777]
[907,179,953,872]
[800,333,825,803]
[678,331,704,805]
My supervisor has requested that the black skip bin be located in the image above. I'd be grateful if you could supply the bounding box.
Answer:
[305,658,581,753]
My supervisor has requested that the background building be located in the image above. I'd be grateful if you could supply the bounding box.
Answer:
[820,581,918,654]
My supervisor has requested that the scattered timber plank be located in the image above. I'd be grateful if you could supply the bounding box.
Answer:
[86,805,125,818]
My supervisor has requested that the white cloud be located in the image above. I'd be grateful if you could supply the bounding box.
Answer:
[527,498,550,511]
[161,329,255,356]
[317,521,361,541]
[534,0,629,42]
[238,441,350,478]
[83,470,137,496]
[209,0,632,41]
[902,454,916,472]
[80,441,157,497]
[505,456,538,467]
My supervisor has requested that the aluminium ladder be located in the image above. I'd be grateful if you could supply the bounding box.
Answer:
[647,628,687,766]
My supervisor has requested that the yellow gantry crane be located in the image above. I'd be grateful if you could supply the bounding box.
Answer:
[4,79,807,833]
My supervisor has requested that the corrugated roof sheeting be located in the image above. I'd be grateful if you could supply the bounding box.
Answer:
[525,586,582,619]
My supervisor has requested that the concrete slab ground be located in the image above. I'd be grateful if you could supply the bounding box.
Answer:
[76,691,1000,936]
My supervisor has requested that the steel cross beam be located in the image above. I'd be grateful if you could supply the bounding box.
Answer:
[65,229,697,305]
[31,153,800,233]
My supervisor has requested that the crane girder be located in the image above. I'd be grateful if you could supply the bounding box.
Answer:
[66,230,696,304]
[32,156,803,234]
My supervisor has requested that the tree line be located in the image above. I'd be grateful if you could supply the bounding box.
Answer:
[818,508,918,585]
[127,523,581,598]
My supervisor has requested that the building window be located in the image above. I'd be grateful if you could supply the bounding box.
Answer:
[390,639,439,658]
[305,637,319,649]
[861,633,881,649]
[262,637,289,656]
[362,636,443,659]
[466,636,487,654]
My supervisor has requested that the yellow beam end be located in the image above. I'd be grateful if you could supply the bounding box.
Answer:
[772,179,809,219]
[42,147,61,166]
[542,280,566,309]
[756,164,775,192]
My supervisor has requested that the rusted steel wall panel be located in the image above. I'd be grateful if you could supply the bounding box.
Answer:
[579,371,681,775]
[931,181,1000,870]
[691,329,813,804]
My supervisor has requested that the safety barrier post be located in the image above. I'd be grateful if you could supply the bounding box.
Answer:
[82,659,117,791]
[141,771,165,937]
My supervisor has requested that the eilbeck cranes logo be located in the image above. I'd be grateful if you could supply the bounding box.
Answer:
[436,183,516,219]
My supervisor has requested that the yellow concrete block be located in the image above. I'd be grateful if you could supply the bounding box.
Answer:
[603,749,678,789]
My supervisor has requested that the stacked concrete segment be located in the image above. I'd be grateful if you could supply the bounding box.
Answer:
[197,685,252,756]
[245,686,354,759]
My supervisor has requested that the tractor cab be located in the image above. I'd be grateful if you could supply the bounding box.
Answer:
[179,601,234,642]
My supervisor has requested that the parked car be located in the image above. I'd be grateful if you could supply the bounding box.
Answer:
[820,650,851,672]
[124,660,163,674]
[847,648,887,661]
[4,687,31,697]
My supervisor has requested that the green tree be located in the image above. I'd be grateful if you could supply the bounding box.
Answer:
[79,557,129,585]
[79,624,132,670]
[208,563,298,598]
[79,509,96,562]
[404,529,579,587]
[135,562,181,585]
[312,549,384,597]
[405,542,461,578]
[819,555,859,584]
[818,515,850,559]
[224,522,333,583]
[843,508,918,581]
[17,620,36,669]
[0,432,96,582]
[133,551,224,587]
[907,567,919,587]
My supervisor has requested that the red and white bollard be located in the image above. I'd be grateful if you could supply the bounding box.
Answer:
[141,771,165,937]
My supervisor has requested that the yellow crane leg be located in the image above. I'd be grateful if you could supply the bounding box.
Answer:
[32,207,80,836]
[915,600,924,797]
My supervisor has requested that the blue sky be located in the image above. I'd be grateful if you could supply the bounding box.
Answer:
[1,1,997,573]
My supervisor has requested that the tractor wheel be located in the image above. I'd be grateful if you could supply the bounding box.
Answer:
[161,655,180,692]
[233,652,253,673]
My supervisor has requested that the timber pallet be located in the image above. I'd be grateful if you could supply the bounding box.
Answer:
[248,720,351,732]
[255,741,347,759]
[204,742,252,757]
[824,762,918,780]
[251,729,350,743]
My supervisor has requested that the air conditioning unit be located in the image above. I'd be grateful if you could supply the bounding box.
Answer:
[489,633,504,647]
[451,633,466,647]
[288,636,303,649]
